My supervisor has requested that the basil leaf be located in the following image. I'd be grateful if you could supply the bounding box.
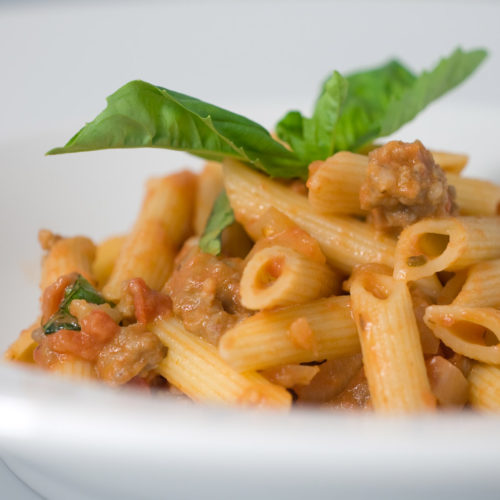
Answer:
[277,48,486,158]
[60,275,107,313]
[379,48,487,136]
[43,311,81,335]
[48,80,307,179]
[42,275,109,335]
[199,190,235,255]
[333,60,417,151]
[276,71,348,163]
[335,48,487,151]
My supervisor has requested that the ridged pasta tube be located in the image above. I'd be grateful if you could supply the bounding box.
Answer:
[350,270,435,413]
[50,356,97,380]
[452,259,500,308]
[153,317,291,409]
[469,363,500,411]
[394,216,500,282]
[219,296,360,372]
[40,236,96,289]
[103,172,196,301]
[240,245,340,310]
[424,305,500,364]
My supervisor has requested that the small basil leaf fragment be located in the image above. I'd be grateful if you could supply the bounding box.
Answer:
[199,190,235,256]
[42,275,109,335]
[47,81,308,179]
[43,311,81,335]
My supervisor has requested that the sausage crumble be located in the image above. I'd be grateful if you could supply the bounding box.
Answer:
[360,140,458,232]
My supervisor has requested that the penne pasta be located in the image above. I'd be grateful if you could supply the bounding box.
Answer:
[350,269,435,413]
[393,216,500,282]
[92,235,126,289]
[153,317,291,409]
[50,356,97,380]
[4,321,39,364]
[307,152,367,215]
[103,172,196,301]
[424,305,500,364]
[218,296,360,372]
[430,151,469,175]
[240,245,340,310]
[40,234,96,289]
[469,363,500,411]
[223,159,395,272]
[452,259,500,308]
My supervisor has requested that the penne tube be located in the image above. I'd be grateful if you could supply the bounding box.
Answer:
[40,234,96,290]
[350,270,435,413]
[307,152,367,215]
[306,151,498,217]
[469,363,500,411]
[103,220,176,301]
[424,305,500,364]
[103,172,196,302]
[92,235,126,289]
[447,173,500,217]
[4,321,39,364]
[452,259,500,308]
[193,162,224,235]
[153,317,291,409]
[240,245,341,310]
[223,159,395,272]
[50,356,97,380]
[393,216,500,282]
[218,296,360,372]
[430,151,468,175]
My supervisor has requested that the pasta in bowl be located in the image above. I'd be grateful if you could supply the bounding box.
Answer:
[5,47,500,414]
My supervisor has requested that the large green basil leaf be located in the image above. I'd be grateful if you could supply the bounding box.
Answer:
[48,81,307,179]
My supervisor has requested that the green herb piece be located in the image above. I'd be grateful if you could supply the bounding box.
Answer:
[42,275,109,334]
[276,71,348,164]
[199,190,235,255]
[276,47,487,159]
[333,60,417,151]
[43,311,81,335]
[47,81,307,179]
[379,48,487,137]
[407,255,428,267]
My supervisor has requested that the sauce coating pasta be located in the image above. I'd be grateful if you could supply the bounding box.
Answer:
[6,138,500,413]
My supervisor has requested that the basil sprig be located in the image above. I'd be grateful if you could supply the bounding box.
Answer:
[276,47,487,162]
[47,47,487,255]
[43,275,109,334]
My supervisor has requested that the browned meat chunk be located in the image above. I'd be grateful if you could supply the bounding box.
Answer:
[360,140,457,231]
[165,240,250,344]
[96,324,166,385]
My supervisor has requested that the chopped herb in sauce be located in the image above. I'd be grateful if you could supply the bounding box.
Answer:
[407,255,428,267]
[42,275,110,334]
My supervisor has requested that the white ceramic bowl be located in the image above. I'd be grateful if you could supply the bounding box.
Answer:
[1,1,500,498]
